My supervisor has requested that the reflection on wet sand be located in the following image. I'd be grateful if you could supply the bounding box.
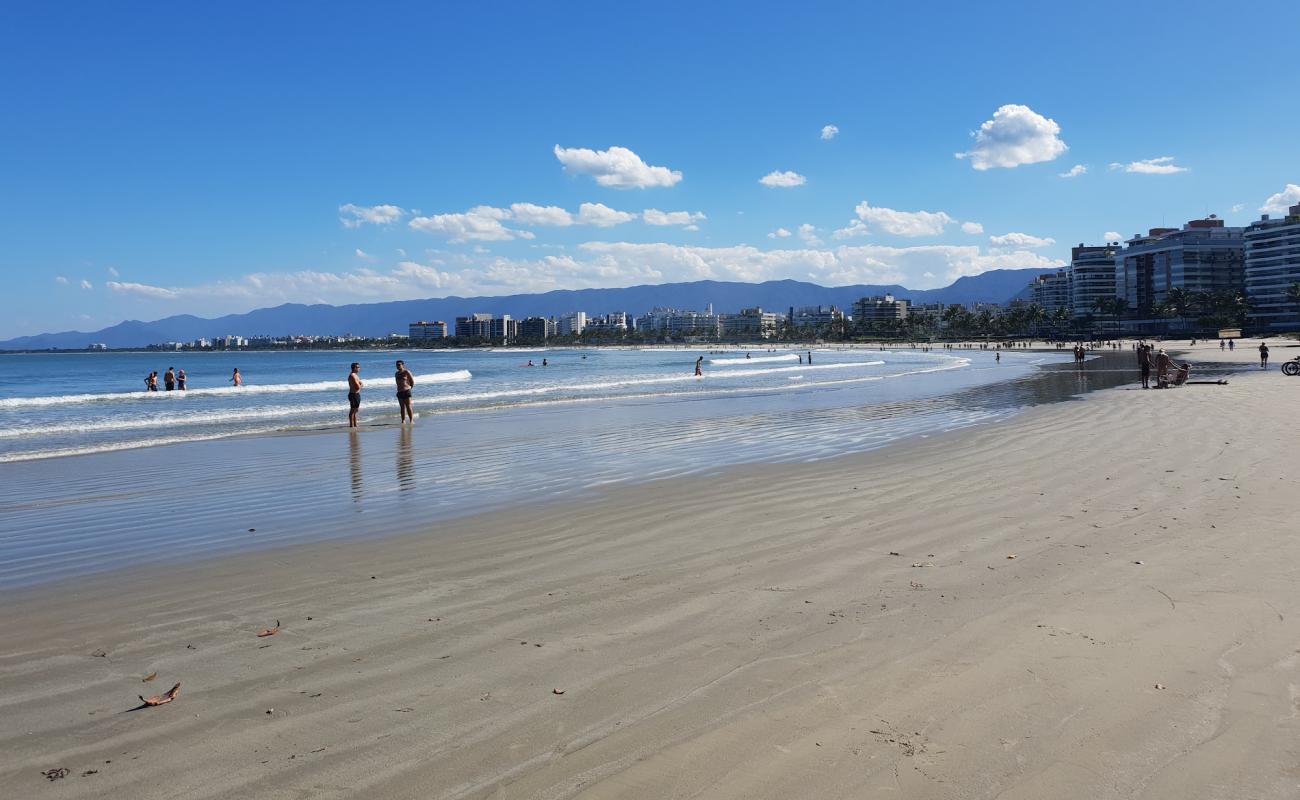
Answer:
[397,425,414,493]
[349,429,363,503]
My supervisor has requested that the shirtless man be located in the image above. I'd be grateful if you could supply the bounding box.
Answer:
[394,360,416,423]
[164,367,176,391]
[347,362,363,428]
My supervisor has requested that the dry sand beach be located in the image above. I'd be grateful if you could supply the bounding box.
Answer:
[2,343,1298,799]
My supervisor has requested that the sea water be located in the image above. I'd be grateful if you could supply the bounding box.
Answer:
[0,346,1104,587]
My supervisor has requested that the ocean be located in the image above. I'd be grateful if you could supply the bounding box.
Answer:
[0,346,1118,588]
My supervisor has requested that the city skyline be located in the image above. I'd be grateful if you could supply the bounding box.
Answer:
[4,1,1299,339]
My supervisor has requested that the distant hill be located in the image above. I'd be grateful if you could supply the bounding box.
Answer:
[1,270,1050,350]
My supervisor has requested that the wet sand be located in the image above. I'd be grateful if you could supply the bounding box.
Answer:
[2,342,1299,799]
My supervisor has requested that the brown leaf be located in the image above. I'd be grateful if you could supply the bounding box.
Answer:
[139,682,181,707]
[142,672,158,683]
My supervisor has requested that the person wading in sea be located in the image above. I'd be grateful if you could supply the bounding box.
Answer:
[694,356,704,376]
[347,362,363,428]
[394,360,416,423]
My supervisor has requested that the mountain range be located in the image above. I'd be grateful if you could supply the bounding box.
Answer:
[2,269,1049,350]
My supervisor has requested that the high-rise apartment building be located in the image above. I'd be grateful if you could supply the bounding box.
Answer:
[1069,244,1119,319]
[408,320,448,340]
[1029,271,1072,313]
[1244,203,1300,331]
[1114,217,1244,317]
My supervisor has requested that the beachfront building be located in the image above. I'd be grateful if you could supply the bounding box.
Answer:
[585,312,628,333]
[455,313,493,339]
[1070,244,1120,320]
[490,316,518,343]
[788,305,845,329]
[634,307,722,338]
[518,316,554,341]
[556,311,588,337]
[1244,203,1300,331]
[1029,270,1072,313]
[1114,216,1245,318]
[852,295,910,327]
[720,307,781,339]
[408,320,449,340]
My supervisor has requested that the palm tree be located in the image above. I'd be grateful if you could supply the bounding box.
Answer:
[1286,282,1300,321]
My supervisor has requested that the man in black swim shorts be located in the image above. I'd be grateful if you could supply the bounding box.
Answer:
[347,362,363,428]
[394,360,415,424]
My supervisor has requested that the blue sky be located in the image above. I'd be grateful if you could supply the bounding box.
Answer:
[2,0,1298,338]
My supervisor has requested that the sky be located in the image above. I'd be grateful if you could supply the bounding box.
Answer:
[2,0,1298,338]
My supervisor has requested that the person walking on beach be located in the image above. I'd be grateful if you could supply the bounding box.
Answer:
[1138,343,1152,389]
[177,368,187,391]
[694,356,704,376]
[1259,342,1270,369]
[1220,339,1226,350]
[807,351,813,365]
[164,367,176,391]
[394,360,415,423]
[230,367,242,387]
[1228,339,1234,351]
[347,362,363,428]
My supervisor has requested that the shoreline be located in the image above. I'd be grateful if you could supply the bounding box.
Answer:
[4,348,1296,798]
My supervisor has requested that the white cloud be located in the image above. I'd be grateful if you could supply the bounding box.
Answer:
[956,104,1068,170]
[961,222,984,235]
[79,279,93,290]
[989,232,1056,248]
[643,208,707,227]
[408,206,534,243]
[1260,184,1300,214]
[820,125,839,140]
[1108,156,1188,174]
[1059,164,1087,178]
[837,201,955,238]
[1230,203,1246,214]
[578,202,636,227]
[355,248,377,262]
[767,228,792,239]
[553,144,682,189]
[339,203,405,228]
[509,203,574,226]
[106,281,180,299]
[1103,231,1124,243]
[759,170,807,188]
[54,276,69,285]
[798,223,823,247]
[107,266,120,278]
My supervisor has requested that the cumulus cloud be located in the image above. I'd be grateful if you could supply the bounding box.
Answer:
[509,202,574,226]
[107,266,120,278]
[643,209,707,227]
[961,222,985,235]
[820,125,839,140]
[355,248,377,262]
[1059,164,1087,178]
[408,206,533,242]
[339,203,406,228]
[79,279,93,290]
[1108,157,1188,174]
[1103,231,1124,243]
[768,228,792,239]
[798,223,823,247]
[577,202,637,228]
[553,144,682,189]
[54,276,69,285]
[759,170,807,188]
[989,232,1056,248]
[1230,203,1246,214]
[956,104,1068,170]
[1260,184,1300,214]
[836,201,955,238]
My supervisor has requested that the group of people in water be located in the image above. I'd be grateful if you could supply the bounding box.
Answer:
[142,366,244,391]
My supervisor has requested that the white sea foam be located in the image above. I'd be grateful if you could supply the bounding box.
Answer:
[708,354,799,365]
[0,370,472,410]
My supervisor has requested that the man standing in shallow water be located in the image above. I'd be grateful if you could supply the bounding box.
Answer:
[394,360,416,423]
[347,362,363,428]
